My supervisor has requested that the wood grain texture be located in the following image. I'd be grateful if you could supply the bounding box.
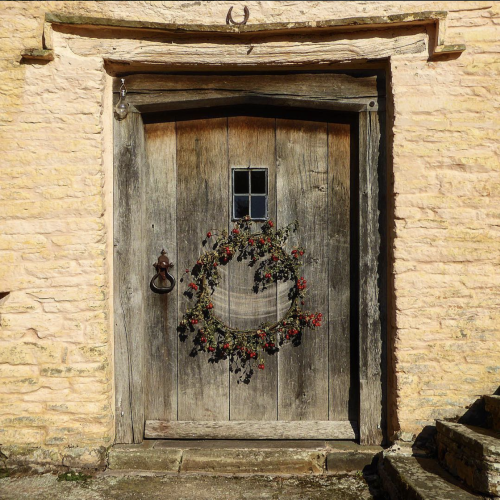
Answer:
[145,420,357,440]
[144,122,177,421]
[228,116,278,421]
[358,111,383,445]
[276,119,329,421]
[115,73,382,98]
[328,123,352,421]
[65,29,427,67]
[176,117,230,421]
[114,112,146,443]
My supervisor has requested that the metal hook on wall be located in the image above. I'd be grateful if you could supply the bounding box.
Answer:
[226,6,250,26]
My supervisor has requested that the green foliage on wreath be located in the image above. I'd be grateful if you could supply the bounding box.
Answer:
[178,216,322,372]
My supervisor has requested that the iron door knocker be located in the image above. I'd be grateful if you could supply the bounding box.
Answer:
[150,250,176,294]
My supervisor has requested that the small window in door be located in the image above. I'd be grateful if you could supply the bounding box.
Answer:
[232,168,268,220]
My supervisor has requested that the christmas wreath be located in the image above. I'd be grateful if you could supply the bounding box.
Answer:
[178,216,322,372]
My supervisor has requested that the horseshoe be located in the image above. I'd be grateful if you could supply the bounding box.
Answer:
[226,6,250,26]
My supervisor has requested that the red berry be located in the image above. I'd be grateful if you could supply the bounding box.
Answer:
[207,303,213,310]
[213,263,218,267]
[185,269,190,273]
[299,251,304,256]
[249,239,254,246]
[265,273,271,279]
[207,232,212,238]
[208,346,215,352]
[200,337,207,343]
[223,343,229,349]
[258,364,265,370]
[268,221,274,227]
[232,228,239,234]
[259,238,265,245]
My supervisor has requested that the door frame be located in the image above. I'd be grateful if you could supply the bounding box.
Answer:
[113,71,386,445]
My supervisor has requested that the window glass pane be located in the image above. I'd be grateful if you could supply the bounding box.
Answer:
[251,196,267,219]
[234,196,250,219]
[234,170,249,194]
[251,170,266,194]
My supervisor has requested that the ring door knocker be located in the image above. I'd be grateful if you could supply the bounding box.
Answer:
[150,249,176,294]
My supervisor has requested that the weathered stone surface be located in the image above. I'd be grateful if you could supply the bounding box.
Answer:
[326,452,377,473]
[379,454,481,500]
[485,395,500,432]
[0,472,374,500]
[180,448,325,474]
[108,446,182,472]
[437,420,500,496]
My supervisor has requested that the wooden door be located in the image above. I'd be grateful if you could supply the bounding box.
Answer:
[138,108,355,439]
[114,72,384,444]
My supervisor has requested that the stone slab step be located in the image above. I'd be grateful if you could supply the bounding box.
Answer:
[484,395,500,432]
[108,440,381,475]
[0,472,376,500]
[437,420,500,496]
[379,455,482,500]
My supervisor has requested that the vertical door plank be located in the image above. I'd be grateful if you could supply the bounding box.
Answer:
[144,122,177,421]
[114,112,146,443]
[177,117,230,421]
[228,116,278,421]
[328,123,352,421]
[276,119,329,421]
[358,111,383,444]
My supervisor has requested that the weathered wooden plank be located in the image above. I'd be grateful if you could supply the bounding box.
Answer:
[134,95,378,115]
[328,123,352,422]
[358,111,383,445]
[65,29,427,67]
[276,119,329,421]
[46,11,448,37]
[228,116,278,421]
[144,122,177,421]
[114,73,382,98]
[176,117,230,421]
[145,420,358,440]
[114,111,146,443]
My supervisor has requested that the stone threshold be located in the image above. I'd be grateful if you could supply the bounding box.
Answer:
[108,440,382,475]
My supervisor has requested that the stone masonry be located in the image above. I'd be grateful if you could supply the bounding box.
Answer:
[0,1,499,466]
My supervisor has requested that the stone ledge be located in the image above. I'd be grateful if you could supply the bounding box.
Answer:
[107,446,182,472]
[326,451,378,474]
[437,421,500,460]
[379,455,481,500]
[437,421,500,496]
[0,445,107,471]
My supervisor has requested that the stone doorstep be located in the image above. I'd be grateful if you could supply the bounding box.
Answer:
[108,441,382,475]
[379,454,481,500]
[437,421,500,460]
[484,395,500,432]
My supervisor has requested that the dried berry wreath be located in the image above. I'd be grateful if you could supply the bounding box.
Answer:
[178,216,322,371]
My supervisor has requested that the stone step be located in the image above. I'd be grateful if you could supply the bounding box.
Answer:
[484,395,500,432]
[379,454,482,500]
[437,420,500,496]
[108,440,381,475]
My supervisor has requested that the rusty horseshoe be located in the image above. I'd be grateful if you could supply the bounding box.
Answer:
[226,6,249,26]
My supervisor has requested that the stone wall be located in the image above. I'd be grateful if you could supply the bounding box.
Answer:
[0,1,499,466]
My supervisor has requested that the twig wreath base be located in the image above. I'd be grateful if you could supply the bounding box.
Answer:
[178,216,322,371]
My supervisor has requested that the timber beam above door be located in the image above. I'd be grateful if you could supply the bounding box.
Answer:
[113,72,385,114]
